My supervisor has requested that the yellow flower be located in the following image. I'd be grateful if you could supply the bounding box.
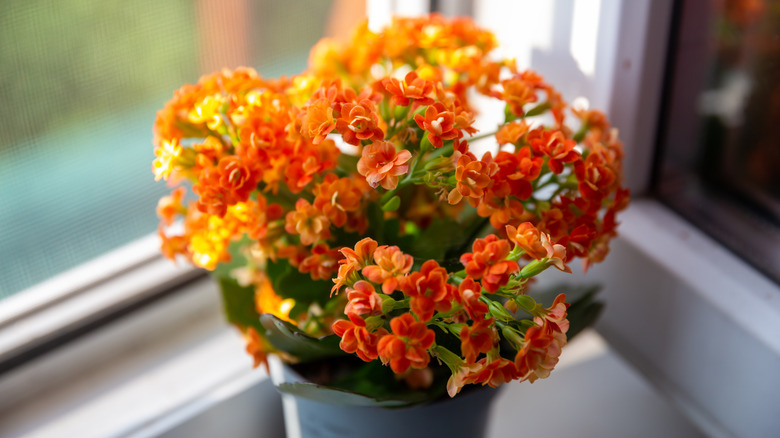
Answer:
[286,75,322,107]
[256,279,296,323]
[152,139,182,181]
[188,94,225,130]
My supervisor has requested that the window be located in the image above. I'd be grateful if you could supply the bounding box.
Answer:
[0,0,198,299]
[655,0,780,285]
[0,0,339,300]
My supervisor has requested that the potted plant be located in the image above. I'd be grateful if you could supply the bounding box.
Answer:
[153,13,629,437]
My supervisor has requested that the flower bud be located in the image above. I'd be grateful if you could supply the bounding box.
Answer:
[519,259,549,278]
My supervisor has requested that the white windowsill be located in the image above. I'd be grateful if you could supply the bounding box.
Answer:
[1,302,703,437]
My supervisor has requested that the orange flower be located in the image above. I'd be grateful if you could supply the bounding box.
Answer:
[402,368,434,390]
[158,226,189,261]
[157,187,187,226]
[243,327,270,372]
[335,99,384,146]
[195,136,227,167]
[344,280,383,318]
[506,223,571,273]
[341,237,378,268]
[510,146,544,183]
[245,196,284,241]
[298,243,342,281]
[476,196,526,230]
[313,174,364,228]
[538,207,569,242]
[277,244,309,269]
[534,293,570,334]
[460,318,496,363]
[193,176,221,217]
[414,102,460,148]
[495,121,529,145]
[527,129,580,174]
[574,152,617,203]
[514,320,567,383]
[566,222,598,260]
[332,313,387,362]
[332,238,379,295]
[446,361,482,398]
[300,99,336,144]
[573,108,609,135]
[401,260,456,322]
[498,76,538,117]
[362,245,414,294]
[191,156,258,218]
[456,277,489,321]
[448,152,497,205]
[307,78,362,115]
[217,156,259,203]
[284,138,340,194]
[460,235,519,293]
[453,107,478,136]
[468,357,519,388]
[357,141,412,190]
[284,198,331,245]
[382,71,435,107]
[377,314,435,374]
[505,222,548,260]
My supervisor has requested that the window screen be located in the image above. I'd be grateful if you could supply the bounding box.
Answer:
[0,0,337,299]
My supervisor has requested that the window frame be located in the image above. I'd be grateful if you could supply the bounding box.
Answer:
[0,234,202,375]
[582,1,780,437]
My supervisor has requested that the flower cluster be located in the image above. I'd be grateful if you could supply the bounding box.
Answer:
[153,14,628,399]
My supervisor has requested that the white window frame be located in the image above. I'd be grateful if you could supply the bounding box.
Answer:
[530,2,780,438]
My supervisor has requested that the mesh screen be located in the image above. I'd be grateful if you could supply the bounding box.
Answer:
[0,0,335,298]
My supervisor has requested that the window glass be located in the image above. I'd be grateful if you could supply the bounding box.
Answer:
[656,0,780,284]
[0,0,338,299]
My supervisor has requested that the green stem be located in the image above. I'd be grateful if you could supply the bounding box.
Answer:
[386,117,414,139]
[465,130,498,143]
[392,298,411,311]
[426,142,454,161]
[449,272,465,284]
[430,345,465,373]
[572,122,590,142]
[430,302,464,321]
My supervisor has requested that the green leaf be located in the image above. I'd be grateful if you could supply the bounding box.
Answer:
[266,258,331,317]
[381,195,401,212]
[276,382,425,408]
[219,276,263,332]
[524,102,551,118]
[409,217,462,262]
[276,359,445,407]
[213,236,252,279]
[565,287,604,340]
[336,153,360,176]
[260,314,344,362]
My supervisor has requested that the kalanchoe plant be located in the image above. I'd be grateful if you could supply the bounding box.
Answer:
[153,14,629,404]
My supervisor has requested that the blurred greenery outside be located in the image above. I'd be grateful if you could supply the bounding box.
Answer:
[0,0,332,298]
